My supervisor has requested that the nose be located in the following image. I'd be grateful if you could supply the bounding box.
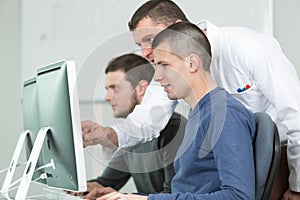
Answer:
[141,46,154,62]
[105,88,113,103]
[154,65,163,82]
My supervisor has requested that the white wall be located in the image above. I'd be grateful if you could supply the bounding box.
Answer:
[19,0,277,119]
[0,0,22,183]
[274,0,300,76]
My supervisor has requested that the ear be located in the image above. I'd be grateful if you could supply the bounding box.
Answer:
[135,80,149,98]
[187,54,201,73]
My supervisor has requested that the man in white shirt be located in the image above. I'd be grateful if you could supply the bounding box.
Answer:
[82,1,300,198]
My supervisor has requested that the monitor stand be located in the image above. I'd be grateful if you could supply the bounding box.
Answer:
[1,130,30,199]
[15,126,51,200]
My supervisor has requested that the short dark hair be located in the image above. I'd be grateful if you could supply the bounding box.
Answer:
[105,53,154,88]
[128,0,189,31]
[152,22,212,72]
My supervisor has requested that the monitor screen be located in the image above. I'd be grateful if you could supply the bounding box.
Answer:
[22,77,46,184]
[35,60,86,192]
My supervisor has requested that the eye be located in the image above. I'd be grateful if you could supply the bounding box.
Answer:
[142,37,154,46]
[161,64,168,68]
[156,63,168,71]
[114,87,119,93]
[146,38,154,44]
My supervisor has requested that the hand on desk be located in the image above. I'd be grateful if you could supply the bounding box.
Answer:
[81,121,118,150]
[66,181,105,197]
[84,185,116,200]
[283,189,300,200]
[95,192,147,200]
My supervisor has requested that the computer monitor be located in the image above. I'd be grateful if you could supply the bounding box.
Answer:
[12,60,86,199]
[35,60,86,191]
[23,77,46,184]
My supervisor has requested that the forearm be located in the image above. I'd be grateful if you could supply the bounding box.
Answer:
[90,166,130,190]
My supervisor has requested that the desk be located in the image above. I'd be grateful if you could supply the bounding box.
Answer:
[0,187,83,200]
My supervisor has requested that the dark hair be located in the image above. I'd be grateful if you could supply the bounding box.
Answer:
[128,0,189,31]
[152,22,212,72]
[105,53,154,88]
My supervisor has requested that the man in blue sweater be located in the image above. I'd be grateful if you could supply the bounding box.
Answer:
[96,22,256,200]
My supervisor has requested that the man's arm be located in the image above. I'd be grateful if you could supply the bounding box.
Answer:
[82,80,178,150]
[89,167,131,191]
[84,157,131,199]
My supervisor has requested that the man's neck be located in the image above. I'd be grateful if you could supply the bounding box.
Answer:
[185,76,217,109]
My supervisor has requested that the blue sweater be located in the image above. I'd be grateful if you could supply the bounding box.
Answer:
[148,87,256,200]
